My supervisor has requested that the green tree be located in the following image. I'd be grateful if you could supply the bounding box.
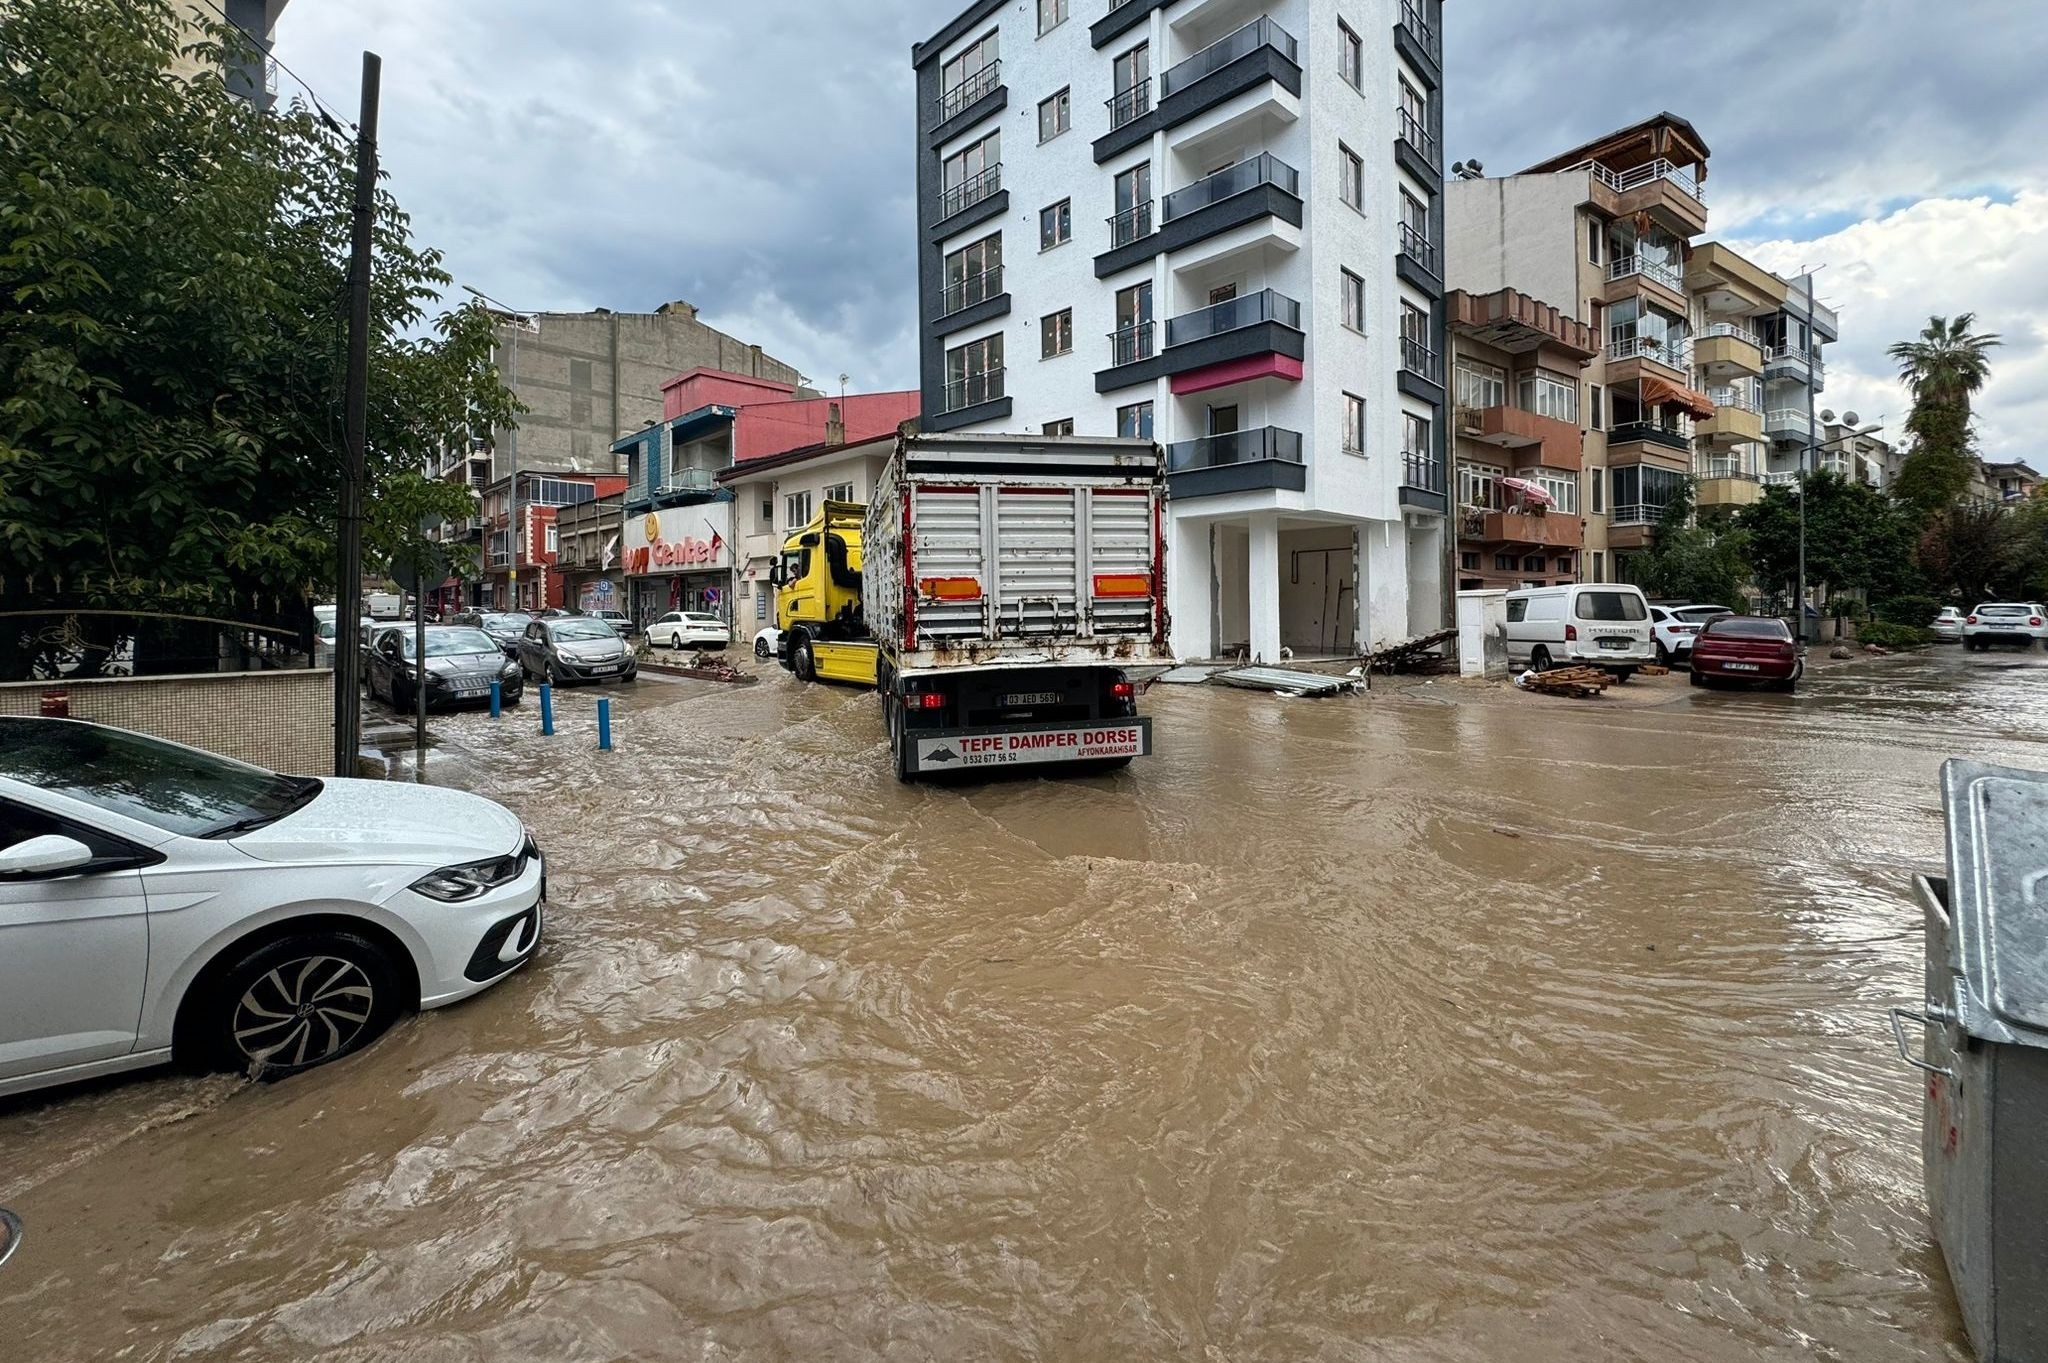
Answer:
[1631,480,1751,607]
[1737,472,1920,608]
[1888,314,2000,519]
[0,0,512,633]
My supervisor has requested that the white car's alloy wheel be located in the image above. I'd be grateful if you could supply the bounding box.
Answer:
[232,955,376,1069]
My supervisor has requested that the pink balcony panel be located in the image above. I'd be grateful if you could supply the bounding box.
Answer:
[1169,353,1303,396]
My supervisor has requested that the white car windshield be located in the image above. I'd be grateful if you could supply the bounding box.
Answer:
[0,718,321,838]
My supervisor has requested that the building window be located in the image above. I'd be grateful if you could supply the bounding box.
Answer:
[1557,557,1574,574]
[1494,553,1516,571]
[1460,552,1480,571]
[545,524,558,555]
[824,482,855,504]
[939,131,1001,218]
[1111,161,1152,247]
[1110,42,1150,128]
[1454,359,1505,410]
[1458,464,1499,510]
[1402,412,1438,490]
[1343,392,1366,455]
[1044,418,1074,437]
[1341,269,1365,332]
[529,477,596,507]
[1339,144,1363,211]
[1038,0,1067,35]
[1591,470,1605,515]
[1523,555,1545,572]
[1589,384,1604,431]
[943,332,1005,412]
[1113,281,1153,364]
[1040,198,1071,250]
[1338,20,1362,88]
[785,490,813,528]
[939,30,1000,123]
[1117,401,1154,440]
[1041,308,1073,358]
[1519,369,1579,423]
[1399,79,1428,150]
[1587,216,1602,264]
[1591,550,1605,582]
[759,498,774,532]
[1535,471,1578,515]
[1038,87,1070,143]
[941,233,1002,315]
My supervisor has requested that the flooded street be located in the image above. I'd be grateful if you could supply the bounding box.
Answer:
[6,647,2045,1361]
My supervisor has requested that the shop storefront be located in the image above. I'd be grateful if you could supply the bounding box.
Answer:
[622,506,731,630]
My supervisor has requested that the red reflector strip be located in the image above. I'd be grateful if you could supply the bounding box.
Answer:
[1111,681,1136,699]
[915,692,946,710]
[1093,573,1152,598]
[920,577,982,601]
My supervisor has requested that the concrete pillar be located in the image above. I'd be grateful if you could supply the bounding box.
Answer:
[1364,520,1409,650]
[1406,517,1445,637]
[1248,513,1281,664]
[1169,515,1214,661]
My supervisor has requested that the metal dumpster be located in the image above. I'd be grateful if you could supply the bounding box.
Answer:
[1893,759,2048,1361]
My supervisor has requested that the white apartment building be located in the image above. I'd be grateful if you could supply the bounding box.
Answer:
[911,0,1449,661]
[717,435,897,634]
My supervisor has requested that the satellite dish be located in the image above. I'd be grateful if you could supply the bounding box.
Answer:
[1820,409,1837,424]
[1843,410,1861,426]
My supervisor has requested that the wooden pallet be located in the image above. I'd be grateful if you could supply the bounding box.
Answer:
[1520,665,1612,698]
[1637,664,1672,677]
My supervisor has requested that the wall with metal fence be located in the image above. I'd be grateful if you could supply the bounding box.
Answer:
[0,671,333,774]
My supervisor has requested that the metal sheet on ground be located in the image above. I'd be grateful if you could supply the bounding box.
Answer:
[1210,667,1360,697]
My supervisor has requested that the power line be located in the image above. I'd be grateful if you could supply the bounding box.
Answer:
[180,0,354,132]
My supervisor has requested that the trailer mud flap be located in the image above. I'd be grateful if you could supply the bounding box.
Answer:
[909,718,1151,773]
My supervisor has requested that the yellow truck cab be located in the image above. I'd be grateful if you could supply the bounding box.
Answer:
[771,501,878,685]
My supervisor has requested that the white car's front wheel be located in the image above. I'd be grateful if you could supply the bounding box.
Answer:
[185,929,404,1079]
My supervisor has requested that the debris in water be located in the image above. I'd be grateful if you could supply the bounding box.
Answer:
[1211,666,1362,698]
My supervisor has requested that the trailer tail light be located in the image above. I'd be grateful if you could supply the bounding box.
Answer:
[1092,573,1152,599]
[920,577,982,601]
[914,692,946,710]
[1111,680,1136,700]
[1565,624,1578,642]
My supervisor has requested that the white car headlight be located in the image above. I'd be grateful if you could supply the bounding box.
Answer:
[410,852,522,902]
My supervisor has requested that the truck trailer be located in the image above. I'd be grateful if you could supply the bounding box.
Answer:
[771,432,1171,780]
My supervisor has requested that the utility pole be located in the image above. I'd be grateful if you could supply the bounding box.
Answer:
[333,51,380,775]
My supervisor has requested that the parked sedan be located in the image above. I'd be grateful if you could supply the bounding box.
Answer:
[647,611,732,651]
[368,627,524,711]
[1931,606,1965,643]
[1690,615,1801,691]
[0,717,544,1098]
[753,626,782,660]
[517,617,638,686]
[448,611,534,658]
[1963,603,2047,651]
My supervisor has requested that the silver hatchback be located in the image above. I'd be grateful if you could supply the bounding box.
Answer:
[515,617,639,686]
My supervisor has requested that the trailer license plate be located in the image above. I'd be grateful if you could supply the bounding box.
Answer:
[915,722,1150,771]
[1002,692,1062,707]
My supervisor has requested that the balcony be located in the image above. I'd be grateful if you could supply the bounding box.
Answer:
[1396,0,1441,77]
[1695,323,1764,379]
[936,60,1001,127]
[1397,222,1441,291]
[1397,107,1437,178]
[1765,407,1812,441]
[1696,472,1763,509]
[1107,199,1154,250]
[1457,404,1582,471]
[1696,389,1762,445]
[1604,253,1684,308]
[1099,153,1303,277]
[1402,452,1444,494]
[1098,290,1305,394]
[1094,16,1300,163]
[657,467,719,498]
[1605,333,1689,385]
[1166,425,1307,499]
[938,164,1001,223]
[1606,421,1692,470]
[1400,336,1443,387]
[932,367,1008,431]
[1465,507,1582,550]
[1569,156,1708,236]
[1764,343,1823,383]
[1686,241,1787,316]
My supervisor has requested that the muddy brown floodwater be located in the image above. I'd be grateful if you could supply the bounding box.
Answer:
[7,647,2046,1361]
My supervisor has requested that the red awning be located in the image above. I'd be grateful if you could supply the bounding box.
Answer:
[1642,375,1716,420]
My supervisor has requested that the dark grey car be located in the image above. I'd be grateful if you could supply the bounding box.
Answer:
[516,617,638,687]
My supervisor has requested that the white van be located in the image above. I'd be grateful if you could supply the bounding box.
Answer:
[1505,584,1656,677]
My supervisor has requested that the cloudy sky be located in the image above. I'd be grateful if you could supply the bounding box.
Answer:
[275,0,2043,458]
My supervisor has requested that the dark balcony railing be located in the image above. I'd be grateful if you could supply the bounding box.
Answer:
[940,265,1004,316]
[1400,336,1441,385]
[1163,288,1301,348]
[942,366,1006,413]
[1159,16,1298,98]
[1107,78,1152,129]
[1109,321,1156,367]
[1167,425,1304,472]
[939,164,1001,219]
[1402,451,1444,493]
[937,60,1001,123]
[1398,107,1437,167]
[1107,200,1154,248]
[1398,0,1440,59]
[1609,420,1690,452]
[1398,222,1438,275]
[1161,152,1299,222]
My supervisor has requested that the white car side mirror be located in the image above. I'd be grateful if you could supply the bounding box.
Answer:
[0,835,95,878]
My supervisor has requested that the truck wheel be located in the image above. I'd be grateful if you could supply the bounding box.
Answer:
[793,635,817,682]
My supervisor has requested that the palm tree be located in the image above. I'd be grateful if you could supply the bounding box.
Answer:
[1888,314,2002,415]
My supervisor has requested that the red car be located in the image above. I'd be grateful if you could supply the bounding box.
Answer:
[1689,615,1801,690]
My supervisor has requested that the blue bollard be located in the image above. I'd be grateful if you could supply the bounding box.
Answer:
[490,678,502,718]
[539,683,554,736]
[597,697,612,751]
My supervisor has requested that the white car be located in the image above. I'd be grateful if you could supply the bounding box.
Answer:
[583,609,633,635]
[753,626,783,660]
[1964,603,2047,651]
[648,611,731,651]
[1647,604,1731,666]
[0,718,543,1099]
[1505,584,1656,678]
[1931,607,1965,643]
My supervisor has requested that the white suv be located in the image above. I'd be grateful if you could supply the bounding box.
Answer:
[1648,603,1732,665]
[1963,603,2048,651]
[648,611,731,650]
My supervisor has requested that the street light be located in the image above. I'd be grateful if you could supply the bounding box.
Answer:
[1795,408,1883,645]
[462,285,536,611]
